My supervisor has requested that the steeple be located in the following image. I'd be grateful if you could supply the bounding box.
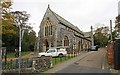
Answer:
[48,4,50,8]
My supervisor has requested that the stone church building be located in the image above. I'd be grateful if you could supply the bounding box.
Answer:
[38,5,91,53]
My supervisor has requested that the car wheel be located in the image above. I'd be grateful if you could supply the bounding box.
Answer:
[41,55,45,57]
[59,54,63,57]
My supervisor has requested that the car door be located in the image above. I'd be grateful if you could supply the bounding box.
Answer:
[46,50,52,56]
[50,49,57,57]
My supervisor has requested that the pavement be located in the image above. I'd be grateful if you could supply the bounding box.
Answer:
[56,48,110,73]
[101,48,120,75]
[44,51,95,73]
[45,48,120,74]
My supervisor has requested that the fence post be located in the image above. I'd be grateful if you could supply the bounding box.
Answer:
[15,59,19,69]
[50,57,53,68]
[10,59,13,69]
[21,59,23,68]
[27,58,28,68]
[32,60,36,71]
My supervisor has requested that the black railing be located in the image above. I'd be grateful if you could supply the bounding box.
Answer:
[2,58,33,70]
[2,50,82,73]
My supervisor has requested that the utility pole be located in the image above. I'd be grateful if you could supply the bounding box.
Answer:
[91,26,94,47]
[18,26,22,74]
[34,37,39,57]
[11,11,28,74]
[0,1,2,74]
[110,20,113,41]
[0,47,2,75]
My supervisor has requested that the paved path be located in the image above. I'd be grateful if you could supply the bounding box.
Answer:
[45,51,94,73]
[45,48,111,73]
[57,48,110,73]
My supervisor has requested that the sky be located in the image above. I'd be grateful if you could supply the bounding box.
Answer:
[11,0,119,36]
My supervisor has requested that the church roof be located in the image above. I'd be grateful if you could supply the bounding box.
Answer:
[48,6,84,35]
[84,32,91,38]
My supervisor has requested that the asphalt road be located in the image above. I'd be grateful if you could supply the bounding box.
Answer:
[56,48,110,73]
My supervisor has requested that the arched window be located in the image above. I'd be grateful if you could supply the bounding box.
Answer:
[50,25,52,35]
[44,17,52,36]
[78,41,80,50]
[63,36,69,46]
[48,26,50,35]
[46,26,48,36]
[45,27,47,36]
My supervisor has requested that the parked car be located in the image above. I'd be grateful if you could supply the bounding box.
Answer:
[89,45,99,51]
[38,47,67,57]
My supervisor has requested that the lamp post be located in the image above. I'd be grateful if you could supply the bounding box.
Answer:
[18,25,22,74]
[110,20,113,41]
[91,26,94,47]
[11,11,28,74]
[13,24,22,74]
[0,47,2,75]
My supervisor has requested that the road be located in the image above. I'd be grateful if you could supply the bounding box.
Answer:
[56,48,110,73]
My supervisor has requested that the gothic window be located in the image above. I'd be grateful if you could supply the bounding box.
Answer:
[46,26,48,36]
[51,25,52,35]
[51,42,54,47]
[78,41,80,50]
[48,26,50,35]
[45,27,47,36]
[44,17,52,36]
[63,36,69,46]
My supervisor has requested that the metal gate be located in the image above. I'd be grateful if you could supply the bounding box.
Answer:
[114,39,120,70]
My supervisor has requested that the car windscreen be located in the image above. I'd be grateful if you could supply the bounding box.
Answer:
[47,50,55,53]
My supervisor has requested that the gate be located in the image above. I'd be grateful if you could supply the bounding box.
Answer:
[114,39,120,70]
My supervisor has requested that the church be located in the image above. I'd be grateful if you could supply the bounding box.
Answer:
[38,5,91,54]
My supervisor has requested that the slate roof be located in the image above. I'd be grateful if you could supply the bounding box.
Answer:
[84,32,91,38]
[48,7,84,35]
[83,32,92,41]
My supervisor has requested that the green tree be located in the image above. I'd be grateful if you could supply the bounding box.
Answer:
[111,30,117,40]
[28,30,36,51]
[1,2,19,51]
[115,15,120,39]
[11,11,30,28]
[94,26,109,47]
[22,29,36,51]
[115,15,120,32]
[2,2,15,35]
[11,11,33,51]
[22,29,29,51]
[1,2,36,52]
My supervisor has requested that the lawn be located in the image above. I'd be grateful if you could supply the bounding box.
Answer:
[2,53,78,72]
[52,55,76,65]
[5,51,32,58]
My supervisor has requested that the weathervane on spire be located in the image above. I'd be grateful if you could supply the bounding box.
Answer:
[48,4,50,8]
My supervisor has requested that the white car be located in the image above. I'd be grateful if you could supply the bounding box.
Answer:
[90,46,98,51]
[38,47,67,57]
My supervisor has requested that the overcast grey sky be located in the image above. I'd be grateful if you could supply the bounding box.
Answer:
[11,0,119,36]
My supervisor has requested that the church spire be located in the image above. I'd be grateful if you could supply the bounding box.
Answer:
[48,4,50,8]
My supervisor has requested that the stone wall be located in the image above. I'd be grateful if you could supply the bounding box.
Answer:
[2,57,52,73]
[32,56,52,72]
